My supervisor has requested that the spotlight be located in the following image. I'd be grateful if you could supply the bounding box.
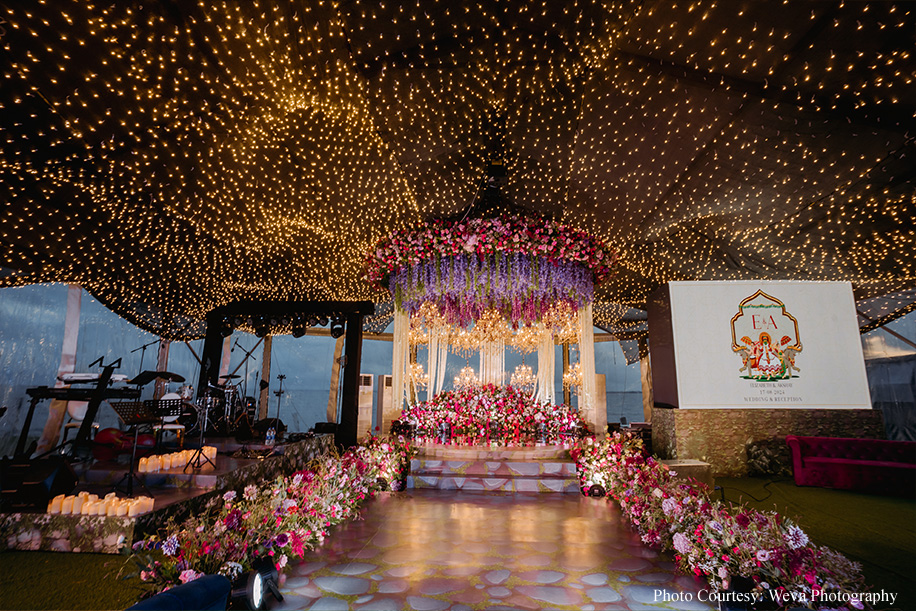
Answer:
[291,326,306,338]
[234,570,264,610]
[307,316,318,327]
[255,326,269,338]
[220,321,233,337]
[329,318,345,339]
[232,557,283,610]
[318,316,329,327]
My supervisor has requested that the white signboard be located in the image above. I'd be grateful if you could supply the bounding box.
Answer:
[666,281,871,409]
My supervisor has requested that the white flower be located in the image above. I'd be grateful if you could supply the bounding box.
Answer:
[673,532,691,554]
[756,549,772,562]
[662,498,679,516]
[785,524,809,550]
[223,490,237,502]
[243,485,258,501]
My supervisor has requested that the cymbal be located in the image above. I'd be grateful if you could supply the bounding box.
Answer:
[131,370,186,386]
[219,374,241,379]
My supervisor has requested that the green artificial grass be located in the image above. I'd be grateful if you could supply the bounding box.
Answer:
[718,476,916,611]
[0,551,145,611]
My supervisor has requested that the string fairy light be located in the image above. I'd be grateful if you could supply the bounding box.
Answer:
[0,1,912,339]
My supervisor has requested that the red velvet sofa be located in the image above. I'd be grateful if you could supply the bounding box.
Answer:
[786,435,916,497]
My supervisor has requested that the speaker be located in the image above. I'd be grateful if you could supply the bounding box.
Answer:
[0,456,79,511]
[312,422,337,435]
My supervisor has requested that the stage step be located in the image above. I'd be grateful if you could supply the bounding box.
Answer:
[407,445,579,493]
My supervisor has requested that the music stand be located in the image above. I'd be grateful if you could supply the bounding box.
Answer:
[111,401,157,497]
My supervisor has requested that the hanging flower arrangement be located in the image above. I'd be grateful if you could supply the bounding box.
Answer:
[365,214,615,326]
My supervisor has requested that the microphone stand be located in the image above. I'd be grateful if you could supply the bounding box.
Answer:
[130,339,161,377]
[273,374,286,438]
[231,340,261,424]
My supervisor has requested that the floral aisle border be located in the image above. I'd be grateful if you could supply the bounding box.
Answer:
[571,434,868,610]
[400,384,590,445]
[128,437,414,596]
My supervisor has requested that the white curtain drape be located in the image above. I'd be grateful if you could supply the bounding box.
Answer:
[389,309,410,432]
[536,323,555,405]
[577,303,604,436]
[427,327,449,397]
[479,340,505,386]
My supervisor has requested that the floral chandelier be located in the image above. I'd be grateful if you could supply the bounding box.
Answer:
[366,214,615,327]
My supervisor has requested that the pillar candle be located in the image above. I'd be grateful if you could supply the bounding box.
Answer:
[127,501,141,517]
[48,494,65,514]
[70,496,83,514]
[138,457,148,473]
[61,495,74,515]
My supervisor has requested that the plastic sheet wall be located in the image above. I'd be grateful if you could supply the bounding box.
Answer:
[861,311,916,441]
[3,284,656,452]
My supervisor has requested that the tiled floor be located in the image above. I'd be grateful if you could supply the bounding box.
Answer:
[277,490,715,610]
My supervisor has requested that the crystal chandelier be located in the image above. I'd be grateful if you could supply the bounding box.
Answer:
[563,362,583,394]
[509,323,540,354]
[409,361,428,389]
[543,302,580,345]
[510,363,536,392]
[453,365,479,391]
[449,327,478,358]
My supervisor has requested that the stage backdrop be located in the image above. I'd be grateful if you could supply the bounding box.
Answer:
[649,281,872,410]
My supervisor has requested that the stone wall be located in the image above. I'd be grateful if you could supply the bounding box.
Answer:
[1,434,335,554]
[651,407,885,477]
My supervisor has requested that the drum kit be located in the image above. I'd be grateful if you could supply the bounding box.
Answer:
[164,374,255,436]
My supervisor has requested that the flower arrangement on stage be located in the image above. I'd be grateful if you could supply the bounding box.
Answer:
[401,384,589,444]
[365,214,615,326]
[572,434,867,609]
[128,439,412,595]
[362,434,416,491]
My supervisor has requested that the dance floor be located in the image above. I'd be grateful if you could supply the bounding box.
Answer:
[275,490,714,611]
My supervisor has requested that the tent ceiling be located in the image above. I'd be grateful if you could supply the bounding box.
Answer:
[1,0,913,338]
